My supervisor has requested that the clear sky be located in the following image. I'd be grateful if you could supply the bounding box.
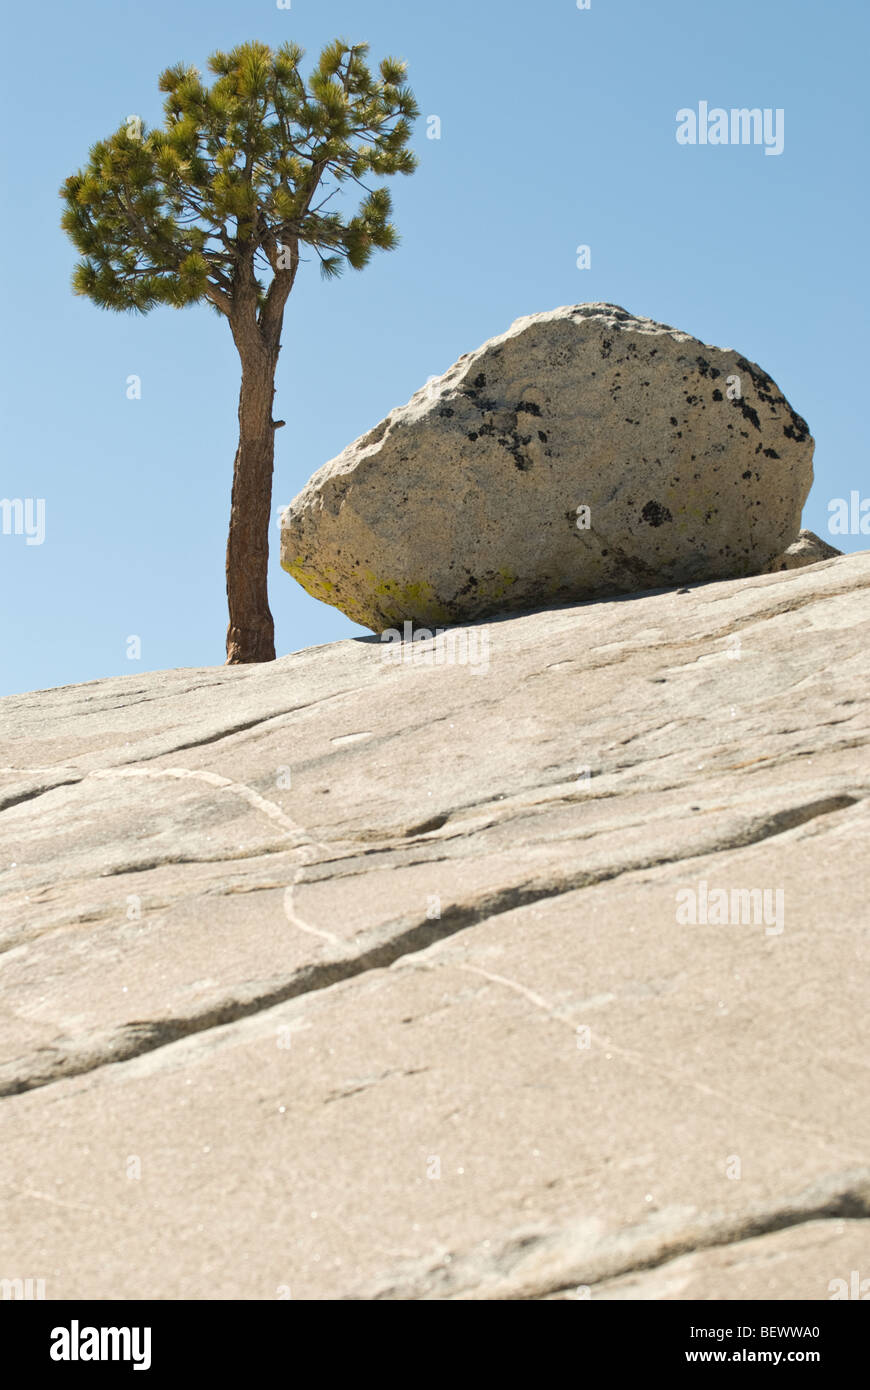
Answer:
[1,0,867,696]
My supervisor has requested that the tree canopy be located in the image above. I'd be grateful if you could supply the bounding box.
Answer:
[61,39,419,327]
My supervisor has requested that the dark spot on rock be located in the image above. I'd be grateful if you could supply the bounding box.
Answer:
[763,448,780,459]
[600,338,613,358]
[467,432,478,441]
[783,415,810,443]
[439,407,454,418]
[497,428,534,471]
[738,399,761,431]
[516,401,542,417]
[538,431,548,442]
[736,358,776,404]
[712,389,723,402]
[670,417,678,426]
[473,373,486,389]
[640,500,673,527]
[742,470,752,479]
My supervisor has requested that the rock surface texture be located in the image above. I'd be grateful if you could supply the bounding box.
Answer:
[281,304,815,631]
[1,551,868,1300]
[767,528,842,572]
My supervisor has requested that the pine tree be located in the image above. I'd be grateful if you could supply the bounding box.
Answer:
[61,39,418,663]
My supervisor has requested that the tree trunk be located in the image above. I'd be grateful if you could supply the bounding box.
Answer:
[225,343,279,664]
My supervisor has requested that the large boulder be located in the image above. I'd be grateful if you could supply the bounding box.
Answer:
[281,303,814,631]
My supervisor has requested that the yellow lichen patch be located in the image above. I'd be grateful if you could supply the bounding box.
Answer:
[281,559,336,605]
[363,573,454,627]
[282,557,379,630]
[474,568,518,603]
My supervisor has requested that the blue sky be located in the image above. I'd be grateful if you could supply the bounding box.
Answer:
[1,0,867,696]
